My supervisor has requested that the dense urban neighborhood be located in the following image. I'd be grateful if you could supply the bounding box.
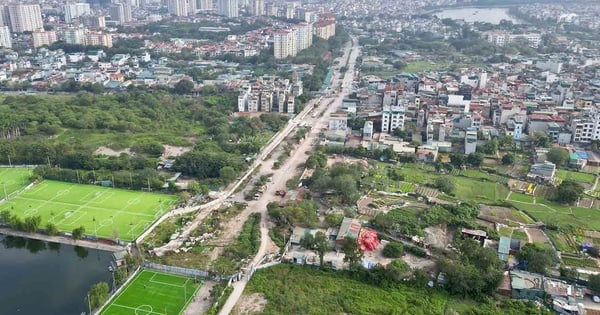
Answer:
[2,0,600,315]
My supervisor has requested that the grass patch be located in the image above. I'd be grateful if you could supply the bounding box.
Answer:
[99,270,202,315]
[245,264,549,314]
[499,227,512,237]
[453,177,507,203]
[0,168,32,197]
[509,193,534,203]
[0,180,178,241]
[556,169,596,185]
[511,229,528,242]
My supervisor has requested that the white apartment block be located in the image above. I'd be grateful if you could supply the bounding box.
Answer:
[571,106,600,143]
[486,32,542,49]
[85,32,113,47]
[0,26,11,48]
[313,20,335,40]
[64,3,91,24]
[296,22,312,51]
[465,128,478,154]
[273,29,297,59]
[64,28,85,45]
[7,4,43,33]
[168,0,189,16]
[32,30,57,48]
[237,85,251,112]
[381,105,405,133]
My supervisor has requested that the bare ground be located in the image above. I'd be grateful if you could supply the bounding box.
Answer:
[424,225,453,249]
[403,253,435,270]
[163,145,193,158]
[94,146,132,156]
[525,228,550,244]
[232,293,267,315]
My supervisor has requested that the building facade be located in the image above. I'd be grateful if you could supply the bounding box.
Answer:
[7,4,43,33]
[64,3,91,24]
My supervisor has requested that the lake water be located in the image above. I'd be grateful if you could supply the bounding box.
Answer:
[433,7,521,24]
[0,235,113,315]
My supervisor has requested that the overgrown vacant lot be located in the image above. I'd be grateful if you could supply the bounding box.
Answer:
[0,180,178,240]
[243,264,550,315]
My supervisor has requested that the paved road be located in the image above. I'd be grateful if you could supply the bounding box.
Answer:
[217,36,361,315]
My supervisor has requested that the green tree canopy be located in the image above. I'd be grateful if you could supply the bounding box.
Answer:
[546,148,569,166]
[556,180,584,204]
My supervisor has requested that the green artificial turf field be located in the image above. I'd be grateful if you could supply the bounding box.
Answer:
[0,168,32,198]
[0,180,178,241]
[100,270,202,315]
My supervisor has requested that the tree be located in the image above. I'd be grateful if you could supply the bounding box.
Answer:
[502,154,515,165]
[72,225,86,240]
[386,259,411,282]
[45,222,59,236]
[22,215,42,232]
[314,231,329,268]
[300,232,315,249]
[0,210,11,224]
[589,274,600,293]
[466,152,484,167]
[219,166,236,183]
[546,147,569,166]
[114,268,128,287]
[173,79,194,94]
[382,242,404,258]
[341,236,363,265]
[517,243,559,275]
[85,282,110,310]
[434,176,455,194]
[449,154,465,168]
[556,180,584,204]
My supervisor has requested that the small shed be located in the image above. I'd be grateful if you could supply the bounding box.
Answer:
[461,228,487,246]
[510,270,544,300]
[112,250,128,267]
[498,236,521,262]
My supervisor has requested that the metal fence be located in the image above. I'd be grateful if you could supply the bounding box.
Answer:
[143,261,210,278]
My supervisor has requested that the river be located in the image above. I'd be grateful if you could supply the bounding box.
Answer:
[433,7,521,24]
[0,235,113,315]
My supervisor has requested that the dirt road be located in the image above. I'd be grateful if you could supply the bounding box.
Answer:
[217,36,361,315]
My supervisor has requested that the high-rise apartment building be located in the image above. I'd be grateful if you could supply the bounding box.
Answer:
[168,0,188,16]
[7,4,43,33]
[109,3,132,24]
[63,28,85,45]
[273,29,297,59]
[84,16,106,29]
[85,32,112,47]
[295,22,312,51]
[64,3,91,24]
[199,0,213,11]
[251,0,264,16]
[32,30,57,48]
[217,0,238,18]
[0,26,11,48]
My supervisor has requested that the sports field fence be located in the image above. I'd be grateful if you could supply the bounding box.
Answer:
[143,261,210,278]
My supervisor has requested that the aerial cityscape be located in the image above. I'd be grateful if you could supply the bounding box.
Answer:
[1,0,600,314]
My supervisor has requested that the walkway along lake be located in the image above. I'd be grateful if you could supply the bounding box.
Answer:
[0,235,113,315]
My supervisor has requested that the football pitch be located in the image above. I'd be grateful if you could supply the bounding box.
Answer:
[0,168,32,198]
[100,270,202,315]
[0,180,179,241]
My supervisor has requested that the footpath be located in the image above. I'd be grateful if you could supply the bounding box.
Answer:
[0,227,124,252]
